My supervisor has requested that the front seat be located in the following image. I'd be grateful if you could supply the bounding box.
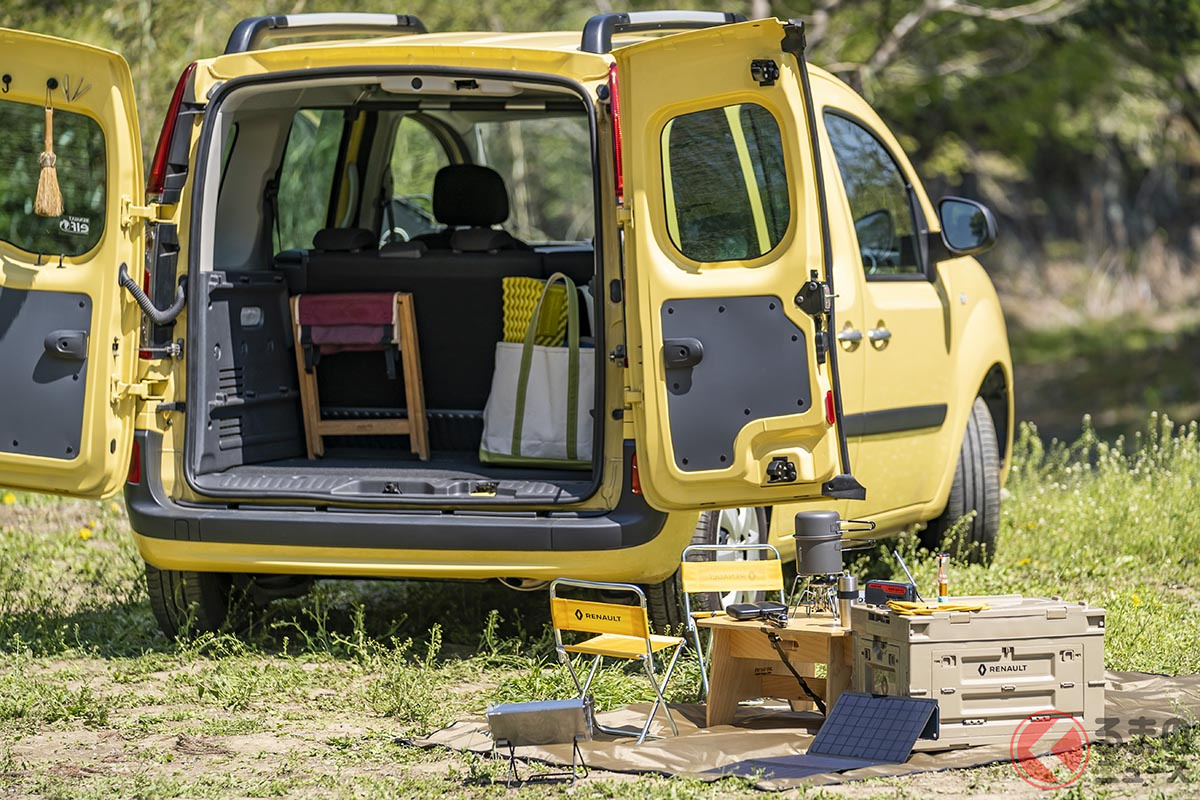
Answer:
[415,164,529,253]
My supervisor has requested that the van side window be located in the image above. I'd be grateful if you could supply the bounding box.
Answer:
[276,109,343,251]
[472,114,594,243]
[823,113,923,277]
[0,100,105,257]
[661,103,789,263]
[384,116,449,242]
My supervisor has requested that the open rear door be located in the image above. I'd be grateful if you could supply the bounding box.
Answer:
[615,18,856,511]
[0,29,142,498]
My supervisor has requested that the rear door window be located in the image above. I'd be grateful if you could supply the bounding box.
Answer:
[0,101,105,257]
[661,103,790,263]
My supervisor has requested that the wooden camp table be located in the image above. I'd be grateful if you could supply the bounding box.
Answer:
[697,612,853,728]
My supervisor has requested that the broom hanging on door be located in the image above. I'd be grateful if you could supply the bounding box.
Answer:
[35,81,63,218]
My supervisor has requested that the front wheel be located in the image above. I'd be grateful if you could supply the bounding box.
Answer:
[645,506,769,633]
[921,396,1001,564]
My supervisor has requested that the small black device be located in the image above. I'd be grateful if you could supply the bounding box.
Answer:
[864,580,919,605]
[727,600,789,626]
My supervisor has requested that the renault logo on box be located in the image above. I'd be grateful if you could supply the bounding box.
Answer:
[980,662,1027,676]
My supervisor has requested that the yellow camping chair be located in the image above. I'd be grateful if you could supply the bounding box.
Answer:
[680,543,787,700]
[549,578,685,744]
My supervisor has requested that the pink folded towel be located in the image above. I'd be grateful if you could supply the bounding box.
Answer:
[297,293,397,328]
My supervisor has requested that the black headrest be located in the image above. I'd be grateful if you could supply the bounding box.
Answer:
[432,165,509,227]
[313,227,376,252]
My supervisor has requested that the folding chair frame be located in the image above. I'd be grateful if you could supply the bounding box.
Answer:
[290,292,429,460]
[549,578,683,745]
[680,543,786,700]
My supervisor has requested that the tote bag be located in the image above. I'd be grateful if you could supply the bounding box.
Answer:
[480,272,593,468]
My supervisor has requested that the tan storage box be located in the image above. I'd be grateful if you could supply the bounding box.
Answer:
[851,595,1105,750]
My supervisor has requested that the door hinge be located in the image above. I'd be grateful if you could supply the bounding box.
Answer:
[111,378,165,402]
[624,389,643,406]
[616,206,633,226]
[121,196,171,229]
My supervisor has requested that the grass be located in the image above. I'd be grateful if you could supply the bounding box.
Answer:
[2,415,1200,797]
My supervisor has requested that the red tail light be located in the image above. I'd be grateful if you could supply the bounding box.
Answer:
[607,63,624,205]
[824,390,836,426]
[126,438,141,485]
[147,62,197,198]
[630,451,641,495]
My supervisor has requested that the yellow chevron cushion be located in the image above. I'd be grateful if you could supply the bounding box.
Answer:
[502,276,568,346]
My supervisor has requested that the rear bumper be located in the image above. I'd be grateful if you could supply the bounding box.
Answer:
[125,432,684,580]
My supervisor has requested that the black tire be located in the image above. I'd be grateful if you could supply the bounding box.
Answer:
[645,507,770,633]
[921,396,1001,564]
[145,564,242,639]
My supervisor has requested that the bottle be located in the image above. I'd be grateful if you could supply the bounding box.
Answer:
[936,553,950,602]
[837,573,858,627]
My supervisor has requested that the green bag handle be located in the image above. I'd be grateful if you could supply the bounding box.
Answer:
[512,272,580,460]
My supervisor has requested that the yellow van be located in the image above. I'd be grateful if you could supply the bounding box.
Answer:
[0,12,1011,636]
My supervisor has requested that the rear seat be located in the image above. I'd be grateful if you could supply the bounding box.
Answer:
[276,168,596,447]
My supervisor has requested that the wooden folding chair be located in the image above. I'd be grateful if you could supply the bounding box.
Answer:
[549,579,685,744]
[680,543,786,700]
[290,291,429,460]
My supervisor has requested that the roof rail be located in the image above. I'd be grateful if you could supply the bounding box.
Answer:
[224,13,428,55]
[580,10,747,55]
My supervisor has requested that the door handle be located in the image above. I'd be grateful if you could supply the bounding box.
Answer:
[836,329,862,343]
[663,337,704,369]
[867,327,892,342]
[44,330,88,360]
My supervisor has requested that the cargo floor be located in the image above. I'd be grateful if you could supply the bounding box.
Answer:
[191,449,593,502]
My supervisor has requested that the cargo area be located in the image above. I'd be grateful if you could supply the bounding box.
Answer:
[182,73,602,504]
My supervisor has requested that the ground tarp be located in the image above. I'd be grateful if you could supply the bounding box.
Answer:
[415,671,1200,790]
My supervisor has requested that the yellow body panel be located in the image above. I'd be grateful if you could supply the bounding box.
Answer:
[133,507,702,585]
[770,70,1013,540]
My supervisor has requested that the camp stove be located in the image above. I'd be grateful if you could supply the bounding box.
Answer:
[788,511,875,621]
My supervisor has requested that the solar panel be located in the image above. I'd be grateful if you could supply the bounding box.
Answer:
[711,692,939,780]
[809,693,939,762]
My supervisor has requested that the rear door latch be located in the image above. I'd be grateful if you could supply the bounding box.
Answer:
[750,59,780,86]
[766,456,797,484]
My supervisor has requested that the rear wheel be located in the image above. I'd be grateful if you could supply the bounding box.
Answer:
[921,396,1001,564]
[146,566,315,639]
[145,564,240,639]
[645,506,769,633]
